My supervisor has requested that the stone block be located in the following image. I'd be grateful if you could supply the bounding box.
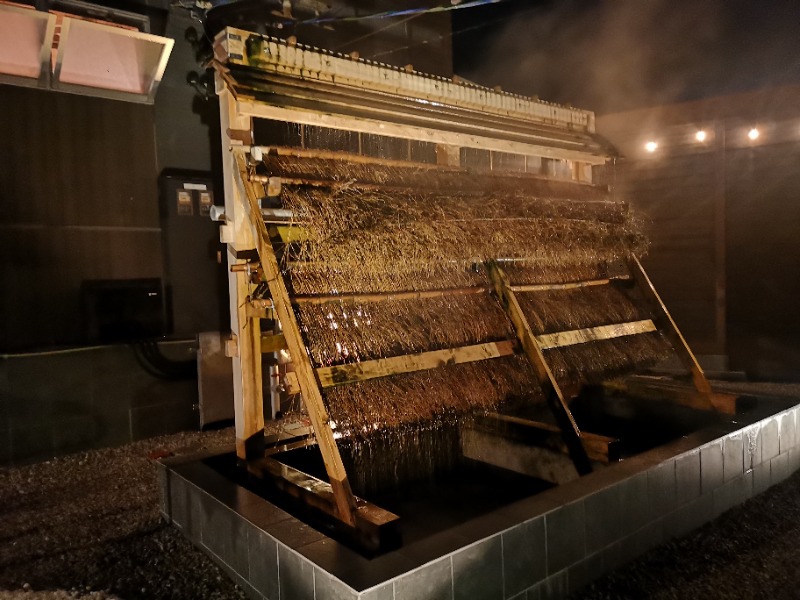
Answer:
[647,460,677,517]
[712,471,753,518]
[675,450,701,507]
[761,417,780,462]
[700,439,724,494]
[779,410,797,454]
[502,517,546,598]
[394,557,452,600]
[452,535,503,600]
[544,500,585,575]
[723,433,744,482]
[584,485,622,555]
[278,546,315,600]
[248,525,279,600]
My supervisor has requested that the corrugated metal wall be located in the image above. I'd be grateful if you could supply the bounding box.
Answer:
[0,86,162,351]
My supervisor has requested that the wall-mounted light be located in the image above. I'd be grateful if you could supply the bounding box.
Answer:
[748,127,760,141]
[645,141,658,153]
[695,130,707,142]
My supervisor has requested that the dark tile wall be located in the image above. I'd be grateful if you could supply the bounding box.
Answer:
[1,342,198,465]
[162,403,800,600]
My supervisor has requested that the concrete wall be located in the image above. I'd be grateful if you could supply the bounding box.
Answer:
[160,401,800,600]
[0,341,197,466]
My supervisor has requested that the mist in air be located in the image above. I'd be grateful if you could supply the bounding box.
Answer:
[453,0,800,114]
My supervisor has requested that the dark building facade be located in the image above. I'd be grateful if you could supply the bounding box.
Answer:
[598,85,800,380]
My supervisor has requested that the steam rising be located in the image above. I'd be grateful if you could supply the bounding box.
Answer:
[456,0,800,113]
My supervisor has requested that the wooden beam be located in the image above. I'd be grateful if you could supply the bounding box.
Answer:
[510,277,628,293]
[247,144,458,172]
[245,457,400,553]
[235,151,359,527]
[535,319,656,350]
[486,261,592,475]
[603,377,739,415]
[461,426,580,485]
[234,270,265,459]
[234,98,609,165]
[261,333,287,353]
[628,256,715,406]
[477,413,620,463]
[316,341,516,388]
[247,298,273,319]
[292,286,488,306]
[218,87,263,461]
[290,278,630,306]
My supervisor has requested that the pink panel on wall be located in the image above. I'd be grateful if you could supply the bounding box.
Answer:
[58,20,164,94]
[0,10,48,78]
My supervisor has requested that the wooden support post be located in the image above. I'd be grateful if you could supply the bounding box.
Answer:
[219,85,264,460]
[486,261,592,476]
[234,150,358,526]
[628,256,716,409]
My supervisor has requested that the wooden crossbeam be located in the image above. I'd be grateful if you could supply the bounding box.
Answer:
[261,333,287,353]
[292,286,487,305]
[479,412,621,463]
[235,151,359,527]
[245,457,400,553]
[316,341,516,388]
[510,277,628,293]
[486,261,592,475]
[536,319,656,350]
[628,256,716,409]
[290,279,628,306]
[604,377,740,415]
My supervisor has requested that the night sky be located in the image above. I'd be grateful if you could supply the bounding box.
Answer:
[452,0,800,114]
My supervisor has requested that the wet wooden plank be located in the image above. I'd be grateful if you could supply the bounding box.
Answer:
[315,340,516,388]
[536,319,656,350]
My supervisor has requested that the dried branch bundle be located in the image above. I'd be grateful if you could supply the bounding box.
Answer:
[339,421,464,495]
[517,285,652,335]
[546,332,671,388]
[263,155,609,200]
[323,355,540,438]
[297,292,513,366]
[282,186,645,294]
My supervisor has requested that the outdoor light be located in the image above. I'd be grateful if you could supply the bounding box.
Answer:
[695,130,707,142]
[748,128,760,141]
[645,141,658,153]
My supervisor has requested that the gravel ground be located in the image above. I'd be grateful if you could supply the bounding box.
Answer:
[575,467,800,599]
[3,421,800,600]
[0,429,245,600]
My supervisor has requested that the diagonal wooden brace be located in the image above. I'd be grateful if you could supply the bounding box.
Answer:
[486,261,592,476]
[234,151,358,526]
[628,256,717,411]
